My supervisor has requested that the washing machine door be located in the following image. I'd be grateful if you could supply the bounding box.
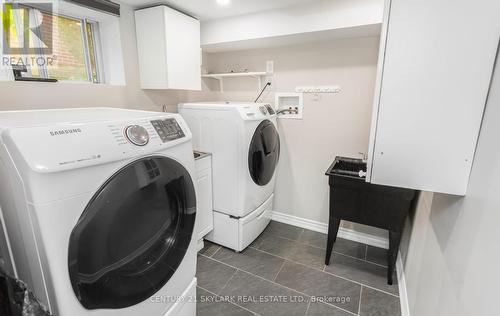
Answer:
[248,120,280,186]
[68,156,196,310]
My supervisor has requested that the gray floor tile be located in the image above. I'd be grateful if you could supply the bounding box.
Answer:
[297,231,367,261]
[197,255,237,294]
[366,246,388,266]
[256,235,325,270]
[264,221,304,240]
[324,253,399,295]
[306,302,353,316]
[197,223,401,316]
[212,247,285,281]
[219,270,309,316]
[360,287,401,316]
[197,287,254,316]
[275,261,361,314]
[199,241,222,257]
[249,231,269,249]
[298,229,327,249]
[332,238,367,260]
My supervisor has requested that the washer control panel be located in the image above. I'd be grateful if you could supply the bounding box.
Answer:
[125,125,149,146]
[150,118,185,143]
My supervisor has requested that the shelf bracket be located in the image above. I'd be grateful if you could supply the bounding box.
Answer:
[218,77,224,92]
[253,75,262,91]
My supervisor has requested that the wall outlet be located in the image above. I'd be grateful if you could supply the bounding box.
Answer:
[266,60,274,74]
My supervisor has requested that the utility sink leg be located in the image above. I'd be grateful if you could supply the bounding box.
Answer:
[325,217,340,265]
[387,230,401,285]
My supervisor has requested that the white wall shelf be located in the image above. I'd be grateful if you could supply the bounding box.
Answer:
[202,71,270,92]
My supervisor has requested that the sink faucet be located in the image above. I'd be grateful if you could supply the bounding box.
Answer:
[358,152,368,162]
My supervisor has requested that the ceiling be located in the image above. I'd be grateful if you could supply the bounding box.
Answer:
[119,0,314,21]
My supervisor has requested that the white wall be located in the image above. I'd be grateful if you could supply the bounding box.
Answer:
[180,36,385,238]
[401,47,500,315]
[0,4,180,112]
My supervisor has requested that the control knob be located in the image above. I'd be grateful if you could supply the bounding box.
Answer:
[125,125,149,146]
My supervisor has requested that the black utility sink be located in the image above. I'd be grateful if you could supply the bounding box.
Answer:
[194,151,210,160]
[326,156,367,179]
[324,155,416,285]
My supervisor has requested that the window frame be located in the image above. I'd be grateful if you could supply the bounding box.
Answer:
[11,4,104,84]
[83,19,105,83]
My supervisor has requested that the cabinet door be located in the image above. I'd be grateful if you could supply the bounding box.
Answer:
[135,6,201,90]
[196,167,213,239]
[135,7,169,89]
[368,0,500,195]
[164,6,201,90]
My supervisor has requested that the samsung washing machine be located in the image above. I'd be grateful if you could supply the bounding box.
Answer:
[178,102,280,251]
[0,108,197,316]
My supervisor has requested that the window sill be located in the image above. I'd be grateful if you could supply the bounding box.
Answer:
[0,79,126,87]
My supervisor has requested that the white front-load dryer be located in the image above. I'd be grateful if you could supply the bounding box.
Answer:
[0,108,198,316]
[178,102,280,251]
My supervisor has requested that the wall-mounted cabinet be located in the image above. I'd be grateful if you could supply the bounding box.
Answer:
[367,0,500,195]
[135,6,201,90]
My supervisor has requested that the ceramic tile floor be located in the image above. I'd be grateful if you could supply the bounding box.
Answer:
[196,221,401,316]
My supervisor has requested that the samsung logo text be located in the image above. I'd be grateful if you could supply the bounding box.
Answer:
[49,129,82,136]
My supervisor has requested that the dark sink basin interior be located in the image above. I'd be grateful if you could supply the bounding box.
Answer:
[326,156,367,178]
[334,159,366,173]
[194,151,210,160]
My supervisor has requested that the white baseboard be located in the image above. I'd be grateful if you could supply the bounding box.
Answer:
[271,211,328,234]
[270,211,389,249]
[396,251,410,316]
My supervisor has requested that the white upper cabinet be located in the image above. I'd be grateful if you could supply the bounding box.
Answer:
[367,0,500,195]
[135,6,201,90]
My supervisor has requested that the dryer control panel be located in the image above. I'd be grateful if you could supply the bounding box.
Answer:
[150,118,185,142]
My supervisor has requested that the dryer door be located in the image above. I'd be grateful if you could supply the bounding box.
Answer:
[248,120,280,186]
[68,156,196,310]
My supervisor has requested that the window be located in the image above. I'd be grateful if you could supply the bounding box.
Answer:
[6,5,102,83]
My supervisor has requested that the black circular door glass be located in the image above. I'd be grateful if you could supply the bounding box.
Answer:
[248,120,280,186]
[68,157,196,310]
